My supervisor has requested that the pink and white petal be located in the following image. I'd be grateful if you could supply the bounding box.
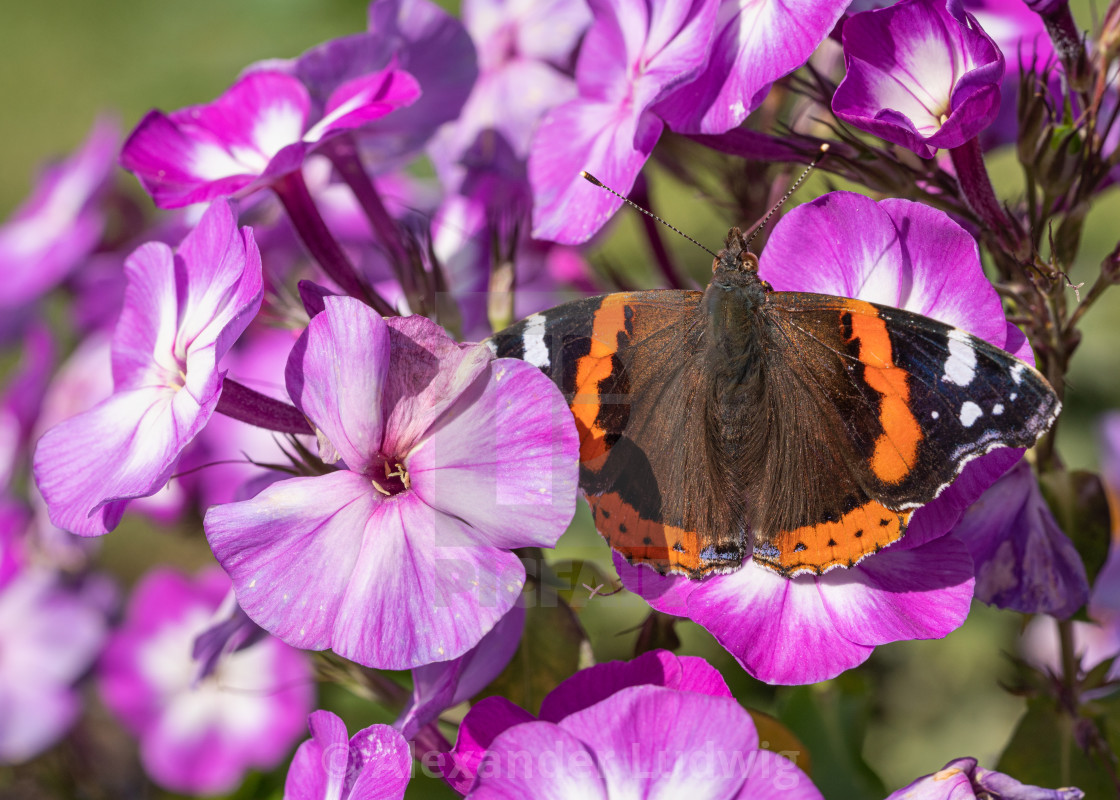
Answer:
[469,721,608,800]
[657,0,849,134]
[560,685,758,798]
[33,388,185,536]
[111,240,182,390]
[447,696,537,794]
[576,0,651,101]
[345,724,413,800]
[174,201,265,374]
[0,683,79,764]
[530,99,663,244]
[204,470,377,651]
[330,495,526,669]
[306,68,422,143]
[408,359,578,550]
[173,71,310,176]
[878,198,1005,342]
[733,749,824,800]
[285,296,389,471]
[684,565,875,684]
[380,316,492,454]
[821,533,975,647]
[120,111,259,209]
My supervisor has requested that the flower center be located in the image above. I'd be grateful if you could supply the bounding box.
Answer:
[371,457,410,497]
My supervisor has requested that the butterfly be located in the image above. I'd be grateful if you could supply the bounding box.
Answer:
[486,226,1060,579]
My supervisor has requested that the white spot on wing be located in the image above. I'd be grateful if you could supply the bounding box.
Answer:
[960,401,983,427]
[1011,363,1026,384]
[992,403,1004,415]
[522,314,550,369]
[943,335,977,385]
[931,410,939,419]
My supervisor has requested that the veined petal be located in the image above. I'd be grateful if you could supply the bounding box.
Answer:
[204,471,377,652]
[656,0,849,133]
[530,99,663,244]
[285,296,390,471]
[820,533,975,646]
[33,388,185,536]
[121,72,311,207]
[408,358,578,550]
[304,67,421,144]
[470,721,608,800]
[331,494,526,669]
[560,685,758,798]
[682,565,875,684]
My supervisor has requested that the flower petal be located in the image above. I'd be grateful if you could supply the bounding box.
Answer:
[408,358,579,550]
[529,99,663,244]
[205,471,377,652]
[469,721,608,799]
[285,295,390,471]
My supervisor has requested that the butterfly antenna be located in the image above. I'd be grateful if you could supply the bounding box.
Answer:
[580,171,718,258]
[743,143,830,248]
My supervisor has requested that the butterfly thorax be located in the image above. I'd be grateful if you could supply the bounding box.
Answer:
[703,228,770,393]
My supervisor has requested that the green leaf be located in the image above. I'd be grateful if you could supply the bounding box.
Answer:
[776,678,886,800]
[997,696,1117,796]
[1040,469,1111,587]
[480,581,590,716]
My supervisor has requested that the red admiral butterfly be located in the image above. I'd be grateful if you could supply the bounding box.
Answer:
[488,219,1059,579]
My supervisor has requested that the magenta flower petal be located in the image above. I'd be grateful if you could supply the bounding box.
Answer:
[819,533,975,647]
[0,117,117,308]
[408,358,580,550]
[98,568,313,795]
[528,0,720,244]
[34,200,262,535]
[886,757,1085,800]
[286,710,412,800]
[833,0,1005,157]
[205,471,378,652]
[472,722,608,799]
[538,649,732,722]
[529,100,664,243]
[655,0,850,133]
[445,696,536,793]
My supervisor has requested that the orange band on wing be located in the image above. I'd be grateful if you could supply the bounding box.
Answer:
[846,301,922,484]
[571,295,631,464]
[586,491,706,577]
[756,500,912,576]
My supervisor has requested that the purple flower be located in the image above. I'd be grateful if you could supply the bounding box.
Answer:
[98,567,314,795]
[395,604,524,740]
[530,0,848,244]
[886,757,1083,800]
[953,458,1088,617]
[205,297,579,670]
[1092,412,1120,618]
[0,566,114,764]
[429,0,590,193]
[616,192,1033,684]
[121,66,420,208]
[0,326,54,490]
[834,0,1005,158]
[0,117,117,309]
[443,650,822,798]
[32,200,263,536]
[528,0,720,244]
[285,710,411,800]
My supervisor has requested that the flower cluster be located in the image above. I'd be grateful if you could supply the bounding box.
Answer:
[2,0,1118,794]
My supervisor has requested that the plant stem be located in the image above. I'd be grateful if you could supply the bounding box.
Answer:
[273,170,395,316]
[949,138,1020,250]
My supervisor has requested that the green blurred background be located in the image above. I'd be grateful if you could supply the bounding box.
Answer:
[2,0,1119,798]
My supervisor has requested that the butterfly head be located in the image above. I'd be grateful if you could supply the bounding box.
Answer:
[713,227,771,294]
